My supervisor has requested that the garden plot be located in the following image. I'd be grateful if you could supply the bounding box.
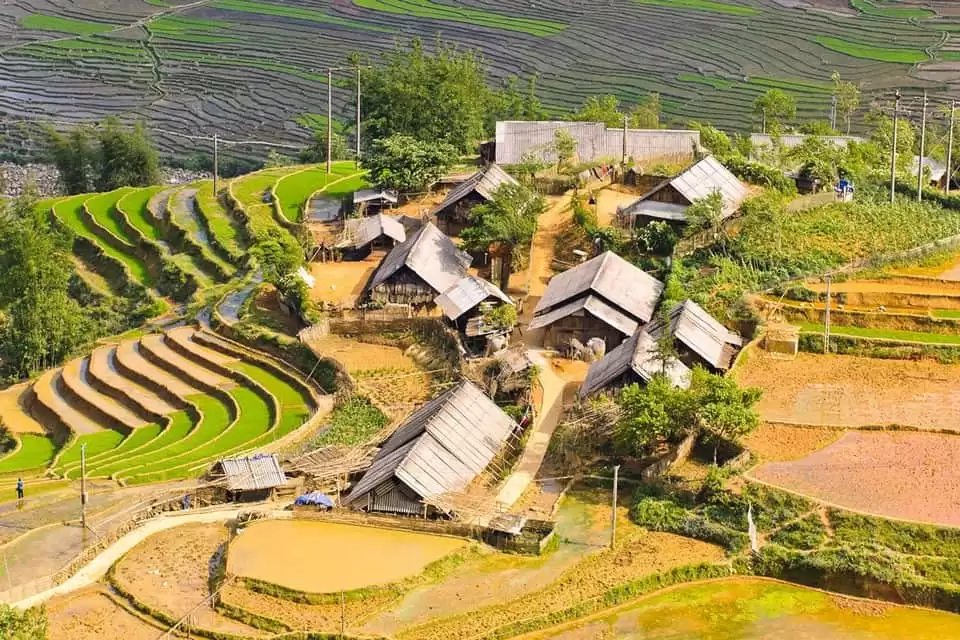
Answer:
[733,349,960,430]
[751,430,960,526]
[228,520,466,593]
[111,522,265,637]
[47,589,162,640]
[309,255,381,307]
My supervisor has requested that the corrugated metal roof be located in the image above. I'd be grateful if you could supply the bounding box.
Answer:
[354,188,399,204]
[216,454,286,491]
[368,222,472,295]
[495,121,700,165]
[620,156,747,221]
[430,164,518,217]
[344,381,517,505]
[435,275,513,321]
[528,294,639,336]
[337,214,406,249]
[622,200,689,221]
[645,299,742,370]
[580,331,690,398]
[532,251,663,326]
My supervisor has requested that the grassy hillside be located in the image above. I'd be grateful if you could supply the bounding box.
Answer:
[2,0,956,155]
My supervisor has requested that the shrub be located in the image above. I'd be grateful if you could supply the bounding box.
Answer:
[769,514,827,550]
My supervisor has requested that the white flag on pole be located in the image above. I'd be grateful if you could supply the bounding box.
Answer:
[748,503,759,553]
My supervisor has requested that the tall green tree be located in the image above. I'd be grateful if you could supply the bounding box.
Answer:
[95,119,160,191]
[615,375,691,456]
[631,92,661,129]
[358,38,493,153]
[461,182,546,290]
[689,367,761,463]
[753,89,796,133]
[573,95,623,128]
[553,129,577,173]
[361,134,456,193]
[0,604,47,640]
[684,191,726,243]
[0,191,87,380]
[831,71,861,135]
[48,126,96,194]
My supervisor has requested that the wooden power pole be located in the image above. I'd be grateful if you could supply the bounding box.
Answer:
[948,100,957,195]
[212,133,219,196]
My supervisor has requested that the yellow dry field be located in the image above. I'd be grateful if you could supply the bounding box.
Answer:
[47,589,160,640]
[309,256,381,307]
[742,423,845,463]
[733,349,960,431]
[307,335,416,373]
[0,383,44,433]
[228,520,466,593]
[593,188,639,227]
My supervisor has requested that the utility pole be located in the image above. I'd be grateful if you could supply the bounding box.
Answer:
[340,590,346,636]
[80,442,88,531]
[610,465,620,550]
[356,65,362,163]
[823,274,832,354]
[622,113,628,165]
[918,90,928,202]
[327,68,333,175]
[830,95,837,131]
[212,133,219,197]
[948,100,956,195]
[890,90,901,204]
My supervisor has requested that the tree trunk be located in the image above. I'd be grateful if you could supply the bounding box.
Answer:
[713,443,718,466]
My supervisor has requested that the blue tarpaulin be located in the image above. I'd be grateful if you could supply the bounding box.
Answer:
[295,491,335,508]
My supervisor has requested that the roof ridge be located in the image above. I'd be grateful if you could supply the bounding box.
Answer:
[589,251,615,290]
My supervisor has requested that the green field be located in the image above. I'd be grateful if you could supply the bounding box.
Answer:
[799,323,960,345]
[0,434,57,473]
[231,166,308,239]
[194,181,246,261]
[117,187,165,242]
[85,188,138,242]
[352,0,567,36]
[84,411,194,477]
[323,172,371,199]
[212,0,388,32]
[534,578,960,639]
[813,35,929,64]
[54,430,126,473]
[273,164,359,223]
[629,0,759,16]
[850,0,935,20]
[20,14,117,35]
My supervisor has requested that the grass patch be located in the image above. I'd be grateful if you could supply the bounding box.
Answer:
[629,0,759,16]
[195,181,246,260]
[212,0,391,32]
[54,430,125,472]
[20,14,116,35]
[229,361,310,408]
[813,35,929,64]
[323,172,371,199]
[0,434,57,473]
[86,188,138,243]
[150,15,238,44]
[850,0,935,19]
[274,167,333,223]
[769,514,827,550]
[311,396,388,447]
[932,309,960,319]
[352,0,567,36]
[798,323,960,344]
[68,192,152,285]
[117,186,165,242]
[830,510,960,557]
[85,410,194,476]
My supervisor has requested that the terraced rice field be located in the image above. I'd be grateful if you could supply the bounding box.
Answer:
[194,181,247,262]
[1,0,949,156]
[167,187,235,279]
[116,186,165,242]
[273,162,359,223]
[0,328,316,484]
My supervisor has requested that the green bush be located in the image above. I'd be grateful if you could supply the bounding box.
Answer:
[311,396,389,447]
[830,510,960,557]
[769,514,827,550]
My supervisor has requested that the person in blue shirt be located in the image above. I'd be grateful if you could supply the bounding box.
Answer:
[16,477,23,501]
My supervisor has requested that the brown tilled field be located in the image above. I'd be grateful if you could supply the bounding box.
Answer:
[743,423,845,463]
[751,431,960,526]
[112,522,265,637]
[47,589,161,640]
[309,256,381,307]
[733,350,960,431]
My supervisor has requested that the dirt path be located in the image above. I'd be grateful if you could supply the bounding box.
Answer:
[14,507,291,609]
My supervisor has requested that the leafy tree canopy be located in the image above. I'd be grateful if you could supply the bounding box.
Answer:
[753,89,796,132]
[831,71,861,135]
[0,604,47,640]
[573,93,662,129]
[361,134,456,193]
[0,190,88,381]
[461,182,546,252]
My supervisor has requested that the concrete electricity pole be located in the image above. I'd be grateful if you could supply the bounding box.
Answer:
[890,90,902,204]
[212,133,219,196]
[823,274,832,354]
[356,65,362,162]
[918,90,928,202]
[80,442,88,531]
[948,100,957,195]
[327,68,333,175]
[610,465,620,550]
[830,95,837,131]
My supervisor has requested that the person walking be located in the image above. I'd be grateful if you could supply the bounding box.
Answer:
[16,477,23,501]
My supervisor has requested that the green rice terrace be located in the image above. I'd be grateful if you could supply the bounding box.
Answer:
[3,0,960,153]
[0,326,318,484]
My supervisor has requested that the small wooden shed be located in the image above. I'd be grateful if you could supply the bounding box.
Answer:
[210,454,287,502]
[429,164,518,236]
[336,214,406,259]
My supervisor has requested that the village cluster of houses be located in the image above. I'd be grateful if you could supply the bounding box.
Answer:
[287,122,754,520]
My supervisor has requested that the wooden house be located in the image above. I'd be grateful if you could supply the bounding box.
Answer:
[435,274,513,332]
[343,381,518,517]
[352,187,398,215]
[529,251,663,350]
[335,214,406,260]
[429,163,518,236]
[579,330,691,399]
[617,156,747,231]
[210,454,287,502]
[579,299,742,398]
[365,222,472,307]
[645,299,743,373]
